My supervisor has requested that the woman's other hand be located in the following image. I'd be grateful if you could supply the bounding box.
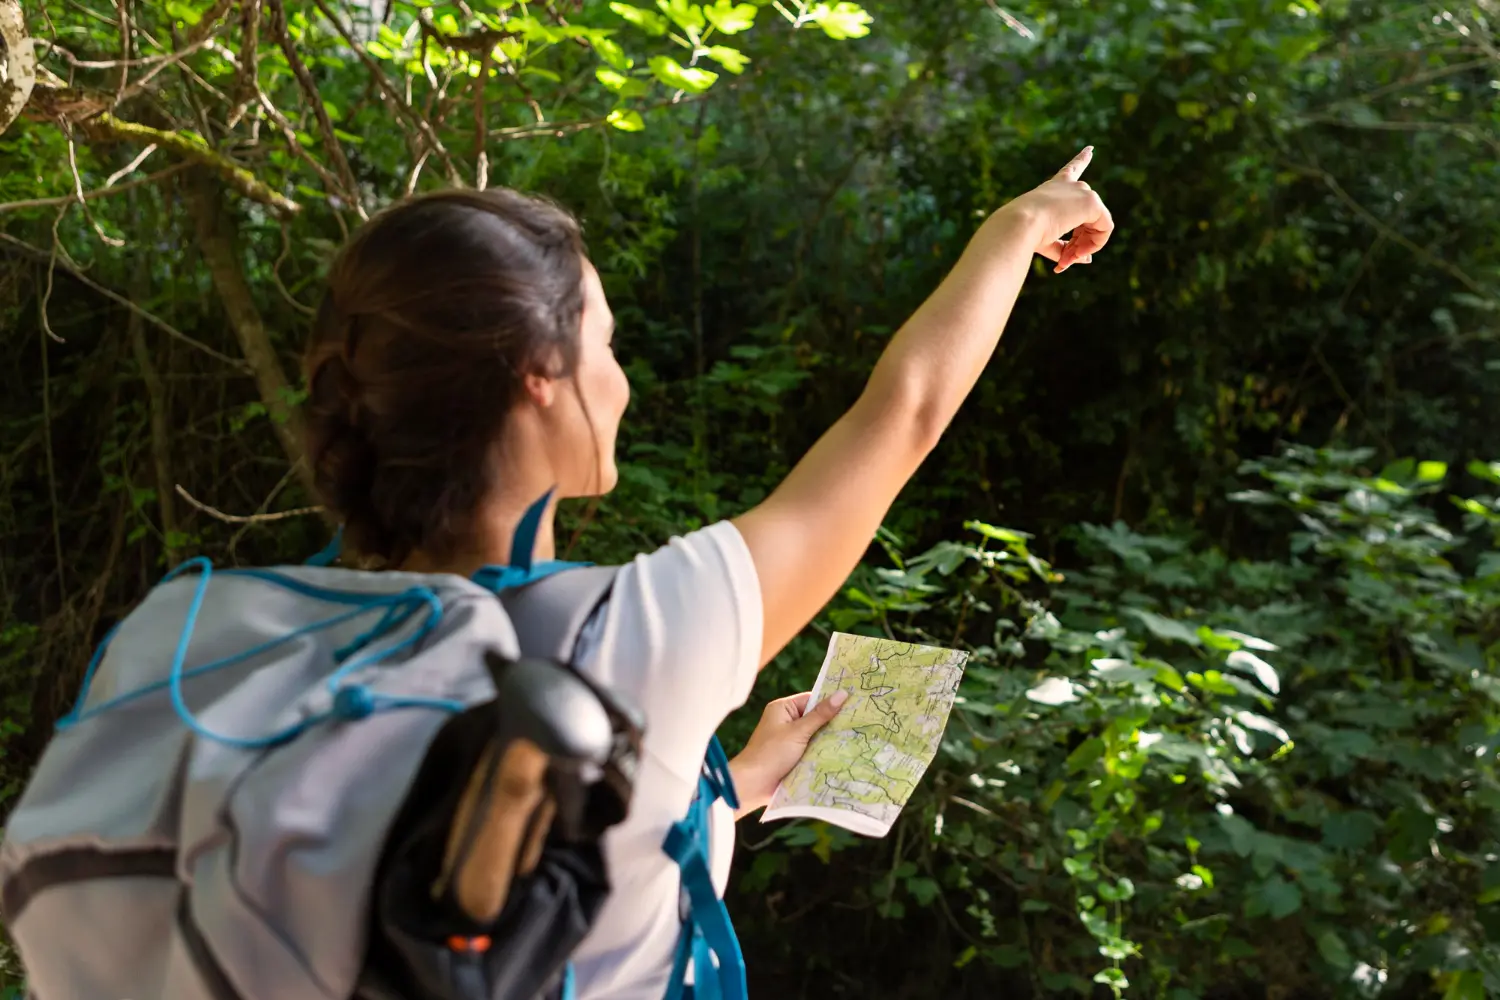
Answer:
[995,145,1114,273]
[728,690,848,819]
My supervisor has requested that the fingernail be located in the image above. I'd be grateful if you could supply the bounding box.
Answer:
[1084,145,1094,153]
[831,690,849,709]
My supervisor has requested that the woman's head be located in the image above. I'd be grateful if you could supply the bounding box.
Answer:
[303,188,629,566]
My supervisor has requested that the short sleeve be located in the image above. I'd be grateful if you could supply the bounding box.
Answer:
[578,521,762,785]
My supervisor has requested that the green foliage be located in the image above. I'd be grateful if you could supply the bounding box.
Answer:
[0,0,1497,996]
[735,447,1499,997]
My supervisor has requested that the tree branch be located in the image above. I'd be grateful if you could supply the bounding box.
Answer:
[266,0,365,217]
[0,230,253,369]
[175,484,322,524]
[309,0,462,185]
[184,169,319,501]
[0,162,187,213]
[1288,162,1497,305]
[82,111,301,215]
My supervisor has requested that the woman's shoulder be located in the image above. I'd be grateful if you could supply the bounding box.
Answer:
[582,521,762,780]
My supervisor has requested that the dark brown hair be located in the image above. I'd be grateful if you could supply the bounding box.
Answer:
[303,187,586,565]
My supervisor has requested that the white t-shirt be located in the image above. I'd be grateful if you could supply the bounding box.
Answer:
[567,521,763,1000]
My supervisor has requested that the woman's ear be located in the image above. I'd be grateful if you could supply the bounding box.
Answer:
[522,371,558,409]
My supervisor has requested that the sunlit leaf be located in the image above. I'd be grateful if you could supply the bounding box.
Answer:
[705,0,757,33]
[593,36,634,70]
[1026,676,1079,705]
[648,54,718,92]
[704,44,749,73]
[1226,649,1280,694]
[808,1,873,39]
[606,108,646,131]
[610,1,670,36]
[657,0,706,32]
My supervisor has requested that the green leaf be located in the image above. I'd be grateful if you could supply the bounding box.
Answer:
[1065,737,1105,773]
[593,36,634,70]
[966,521,1033,543]
[596,67,650,96]
[1091,658,1156,685]
[704,44,749,73]
[808,1,873,39]
[905,876,940,906]
[1251,875,1303,919]
[657,0,706,32]
[1123,608,1202,646]
[610,2,670,35]
[1417,461,1448,482]
[606,108,646,131]
[1093,968,1129,989]
[366,41,394,59]
[1314,927,1353,970]
[1321,810,1380,851]
[1226,650,1280,694]
[1025,676,1079,705]
[1177,100,1209,120]
[648,54,719,93]
[1468,460,1500,485]
[704,0,757,33]
[1443,971,1485,1000]
[1234,711,1290,745]
[165,0,205,25]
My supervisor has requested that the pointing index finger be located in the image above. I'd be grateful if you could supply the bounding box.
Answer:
[1055,145,1095,182]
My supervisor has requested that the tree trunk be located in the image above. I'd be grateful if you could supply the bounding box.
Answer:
[125,246,180,565]
[0,0,36,137]
[184,168,318,501]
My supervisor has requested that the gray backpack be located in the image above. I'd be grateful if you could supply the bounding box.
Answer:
[0,550,640,1000]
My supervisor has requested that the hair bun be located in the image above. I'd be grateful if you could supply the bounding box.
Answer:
[305,355,392,561]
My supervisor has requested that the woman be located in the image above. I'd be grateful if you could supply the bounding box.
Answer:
[302,147,1112,999]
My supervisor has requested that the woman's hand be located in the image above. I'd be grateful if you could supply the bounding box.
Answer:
[728,690,848,819]
[993,145,1114,273]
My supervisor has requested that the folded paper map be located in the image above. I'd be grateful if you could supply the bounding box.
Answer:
[762,632,970,837]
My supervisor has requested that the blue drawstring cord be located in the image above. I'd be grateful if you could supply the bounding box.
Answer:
[59,559,459,748]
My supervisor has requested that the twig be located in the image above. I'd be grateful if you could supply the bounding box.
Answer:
[1296,113,1500,157]
[266,0,365,218]
[39,206,68,343]
[0,163,186,214]
[39,308,66,598]
[272,218,316,317]
[474,48,490,190]
[175,484,323,524]
[404,148,431,195]
[310,0,462,185]
[981,0,1036,40]
[104,143,159,186]
[114,0,131,103]
[227,464,298,556]
[120,0,235,98]
[1289,162,1497,304]
[0,231,252,369]
[64,125,125,245]
[235,0,261,106]
[251,74,351,205]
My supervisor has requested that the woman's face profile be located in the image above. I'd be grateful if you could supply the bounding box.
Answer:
[547,258,630,498]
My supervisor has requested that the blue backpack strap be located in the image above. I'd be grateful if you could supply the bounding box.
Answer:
[661,736,746,1000]
[473,489,599,594]
[306,525,344,567]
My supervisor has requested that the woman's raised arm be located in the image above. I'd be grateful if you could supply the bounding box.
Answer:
[734,148,1114,665]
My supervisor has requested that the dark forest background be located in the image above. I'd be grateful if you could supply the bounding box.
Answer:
[1,1,1497,997]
